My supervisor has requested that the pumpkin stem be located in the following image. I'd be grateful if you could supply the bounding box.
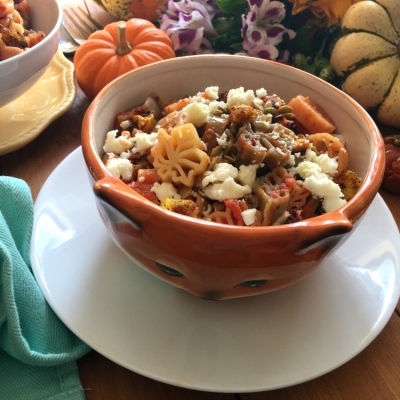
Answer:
[116,23,132,56]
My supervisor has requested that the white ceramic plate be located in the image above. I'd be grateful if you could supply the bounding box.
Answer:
[31,148,400,393]
[0,49,75,155]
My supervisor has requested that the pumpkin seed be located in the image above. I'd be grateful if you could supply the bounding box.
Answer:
[222,155,235,163]
[264,107,278,117]
[277,105,293,115]
[283,112,295,120]
[210,145,222,157]
[178,186,192,199]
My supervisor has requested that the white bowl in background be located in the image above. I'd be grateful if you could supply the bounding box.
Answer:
[0,0,62,108]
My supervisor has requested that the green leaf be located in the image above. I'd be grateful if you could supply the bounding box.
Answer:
[230,42,245,52]
[319,64,337,83]
[292,53,308,70]
[215,0,248,15]
[304,64,316,75]
[213,17,236,35]
[312,53,330,75]
[287,25,319,56]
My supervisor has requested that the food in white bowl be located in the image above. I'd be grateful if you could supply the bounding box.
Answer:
[0,0,61,107]
[0,0,46,61]
[101,86,363,227]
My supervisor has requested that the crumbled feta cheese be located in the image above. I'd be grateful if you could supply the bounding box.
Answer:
[256,88,267,98]
[300,171,343,199]
[203,177,252,201]
[189,94,208,104]
[238,164,258,186]
[103,130,133,154]
[242,208,257,226]
[208,100,228,115]
[285,154,295,166]
[151,182,181,201]
[120,120,131,130]
[305,148,338,176]
[205,86,219,100]
[202,163,238,186]
[182,102,210,127]
[253,118,271,131]
[253,98,264,110]
[227,87,257,108]
[216,132,228,147]
[296,160,346,213]
[106,158,133,181]
[323,197,346,213]
[131,132,159,155]
[201,163,251,200]
[120,151,130,159]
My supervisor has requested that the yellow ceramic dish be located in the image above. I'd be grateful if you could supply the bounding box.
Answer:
[0,49,76,155]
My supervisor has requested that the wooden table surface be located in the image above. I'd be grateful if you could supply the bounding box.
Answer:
[1,2,400,398]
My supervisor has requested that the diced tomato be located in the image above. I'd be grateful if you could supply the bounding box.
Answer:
[164,98,190,114]
[268,183,291,199]
[127,181,158,203]
[137,169,160,185]
[224,200,245,225]
[27,31,45,47]
[284,174,297,189]
[270,192,280,199]
[288,95,336,134]
[16,0,31,15]
[199,91,209,99]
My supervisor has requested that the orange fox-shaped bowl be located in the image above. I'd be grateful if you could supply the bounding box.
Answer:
[82,56,384,300]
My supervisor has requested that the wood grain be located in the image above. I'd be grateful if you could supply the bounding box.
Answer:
[78,351,235,400]
[241,314,400,400]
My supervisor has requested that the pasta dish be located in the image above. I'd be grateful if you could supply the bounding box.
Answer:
[0,0,45,61]
[101,86,362,226]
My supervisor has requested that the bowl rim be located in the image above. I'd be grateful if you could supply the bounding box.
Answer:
[82,55,385,231]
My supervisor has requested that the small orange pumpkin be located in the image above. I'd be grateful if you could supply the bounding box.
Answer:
[74,18,175,99]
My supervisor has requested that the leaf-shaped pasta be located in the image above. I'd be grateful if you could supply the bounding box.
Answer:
[307,133,348,177]
[208,207,244,226]
[151,123,210,187]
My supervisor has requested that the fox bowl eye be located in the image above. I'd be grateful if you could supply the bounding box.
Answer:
[155,262,184,277]
[236,279,268,288]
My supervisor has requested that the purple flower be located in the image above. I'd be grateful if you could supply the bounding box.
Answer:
[247,44,279,59]
[241,0,295,60]
[160,0,218,55]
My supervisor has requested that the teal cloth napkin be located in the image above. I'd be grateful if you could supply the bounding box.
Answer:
[0,176,91,399]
